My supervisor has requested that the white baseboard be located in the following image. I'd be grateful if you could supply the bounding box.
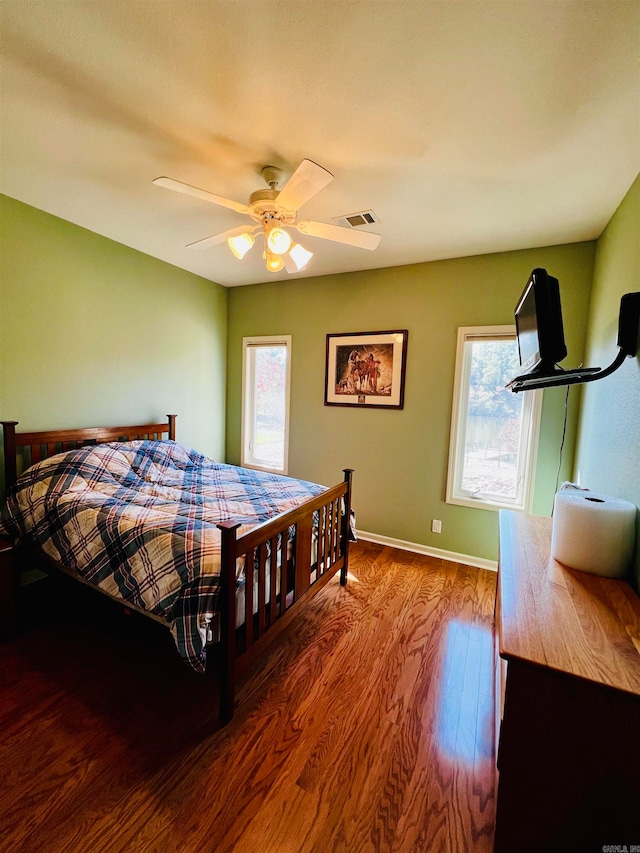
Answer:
[355,529,498,573]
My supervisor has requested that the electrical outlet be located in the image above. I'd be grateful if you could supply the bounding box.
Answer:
[431,519,442,534]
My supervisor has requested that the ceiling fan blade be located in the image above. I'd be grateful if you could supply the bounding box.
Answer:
[186,225,258,251]
[295,220,381,250]
[153,177,251,215]
[276,160,334,212]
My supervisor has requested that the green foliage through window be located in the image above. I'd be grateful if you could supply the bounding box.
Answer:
[468,340,521,420]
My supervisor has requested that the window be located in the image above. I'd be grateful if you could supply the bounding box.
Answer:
[446,326,542,512]
[242,336,291,474]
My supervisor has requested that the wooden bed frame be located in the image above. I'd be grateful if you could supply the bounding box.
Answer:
[0,416,353,723]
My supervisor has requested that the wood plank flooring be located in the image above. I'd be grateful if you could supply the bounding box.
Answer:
[0,541,497,853]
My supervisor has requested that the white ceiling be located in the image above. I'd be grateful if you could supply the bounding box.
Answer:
[1,1,638,287]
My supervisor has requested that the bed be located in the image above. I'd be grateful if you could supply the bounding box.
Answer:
[0,416,353,722]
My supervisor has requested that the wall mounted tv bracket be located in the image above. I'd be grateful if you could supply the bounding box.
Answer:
[508,292,640,393]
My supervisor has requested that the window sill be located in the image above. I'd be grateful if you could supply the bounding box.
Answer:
[446,494,528,513]
[242,460,288,476]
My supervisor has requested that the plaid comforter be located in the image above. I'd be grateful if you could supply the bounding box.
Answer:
[0,440,328,671]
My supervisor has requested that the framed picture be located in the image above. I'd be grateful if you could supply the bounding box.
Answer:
[325,330,408,408]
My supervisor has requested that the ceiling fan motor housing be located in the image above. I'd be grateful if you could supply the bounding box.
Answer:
[249,188,279,206]
[249,189,296,226]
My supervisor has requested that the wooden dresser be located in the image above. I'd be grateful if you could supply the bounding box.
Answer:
[494,511,640,852]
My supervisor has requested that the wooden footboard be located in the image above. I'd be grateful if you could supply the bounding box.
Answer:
[216,469,353,721]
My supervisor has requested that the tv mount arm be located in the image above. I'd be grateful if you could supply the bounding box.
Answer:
[508,292,640,393]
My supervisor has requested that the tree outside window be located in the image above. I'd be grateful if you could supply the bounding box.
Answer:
[242,336,291,474]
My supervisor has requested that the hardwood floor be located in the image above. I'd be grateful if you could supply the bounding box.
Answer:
[0,541,497,853]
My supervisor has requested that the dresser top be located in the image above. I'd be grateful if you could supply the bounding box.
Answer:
[498,511,640,697]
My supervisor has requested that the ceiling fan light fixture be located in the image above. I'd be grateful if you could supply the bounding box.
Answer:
[266,226,292,255]
[227,232,254,259]
[289,243,313,271]
[265,250,284,273]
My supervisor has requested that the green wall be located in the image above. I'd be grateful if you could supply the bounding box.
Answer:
[3,190,615,568]
[227,243,595,563]
[574,175,640,586]
[0,195,227,493]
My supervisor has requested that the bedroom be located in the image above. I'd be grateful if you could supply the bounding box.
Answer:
[1,1,639,851]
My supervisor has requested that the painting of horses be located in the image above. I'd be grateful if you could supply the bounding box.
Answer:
[325,330,408,408]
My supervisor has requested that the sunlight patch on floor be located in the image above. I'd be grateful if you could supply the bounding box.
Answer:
[437,619,493,764]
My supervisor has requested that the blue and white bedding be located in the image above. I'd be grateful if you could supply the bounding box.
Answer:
[0,440,328,671]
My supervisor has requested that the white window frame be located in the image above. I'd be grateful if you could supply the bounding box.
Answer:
[241,335,292,475]
[446,325,543,513]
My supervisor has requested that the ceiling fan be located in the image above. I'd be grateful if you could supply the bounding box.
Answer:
[153,159,381,274]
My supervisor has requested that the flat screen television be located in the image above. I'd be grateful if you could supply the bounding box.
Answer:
[514,268,567,377]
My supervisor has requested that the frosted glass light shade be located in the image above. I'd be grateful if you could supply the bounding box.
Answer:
[289,243,313,270]
[266,227,292,255]
[228,232,255,259]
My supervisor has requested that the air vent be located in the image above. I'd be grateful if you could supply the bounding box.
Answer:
[333,210,379,228]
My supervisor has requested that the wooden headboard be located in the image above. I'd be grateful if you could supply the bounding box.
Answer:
[1,415,177,490]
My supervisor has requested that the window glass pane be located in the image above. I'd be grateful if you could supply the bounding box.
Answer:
[460,338,524,502]
[252,345,286,469]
